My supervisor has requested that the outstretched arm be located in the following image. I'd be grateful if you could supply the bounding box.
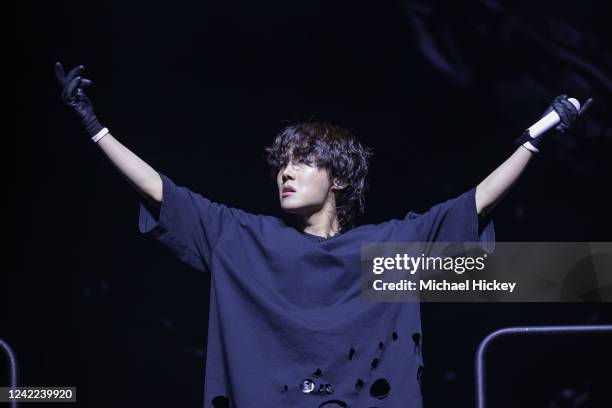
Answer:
[96,133,163,205]
[475,146,533,218]
[475,94,592,219]
[54,62,162,206]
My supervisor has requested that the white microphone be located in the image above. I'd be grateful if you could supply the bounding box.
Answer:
[521,97,581,153]
[526,97,581,138]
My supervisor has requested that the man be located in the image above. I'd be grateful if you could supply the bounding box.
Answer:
[54,62,589,407]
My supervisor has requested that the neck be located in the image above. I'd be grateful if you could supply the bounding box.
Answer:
[297,196,340,238]
[301,215,340,238]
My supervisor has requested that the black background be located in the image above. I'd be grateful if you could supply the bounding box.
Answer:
[4,0,612,407]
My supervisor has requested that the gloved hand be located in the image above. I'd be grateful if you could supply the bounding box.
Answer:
[514,94,594,152]
[546,94,593,133]
[54,62,104,137]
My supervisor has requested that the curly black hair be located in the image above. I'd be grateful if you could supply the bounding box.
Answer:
[265,122,373,231]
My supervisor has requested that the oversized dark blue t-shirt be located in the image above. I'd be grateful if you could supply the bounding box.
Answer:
[138,172,495,408]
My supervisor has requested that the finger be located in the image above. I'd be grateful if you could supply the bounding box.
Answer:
[65,76,82,99]
[54,62,66,83]
[579,98,594,116]
[552,101,572,126]
[65,65,85,84]
[79,78,93,88]
[560,98,578,112]
[558,100,578,122]
[554,94,568,103]
[79,92,93,105]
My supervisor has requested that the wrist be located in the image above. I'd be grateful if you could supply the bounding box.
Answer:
[91,127,109,143]
[83,116,103,137]
[520,143,539,154]
[514,130,542,154]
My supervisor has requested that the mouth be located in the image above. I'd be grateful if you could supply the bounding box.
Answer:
[282,186,296,196]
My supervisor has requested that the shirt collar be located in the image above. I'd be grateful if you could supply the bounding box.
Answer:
[302,230,343,242]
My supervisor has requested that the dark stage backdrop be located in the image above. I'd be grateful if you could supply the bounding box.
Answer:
[5,0,612,407]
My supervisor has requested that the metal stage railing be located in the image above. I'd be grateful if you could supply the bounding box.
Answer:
[0,337,18,408]
[476,325,612,408]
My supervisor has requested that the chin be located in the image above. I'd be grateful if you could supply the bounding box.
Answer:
[280,200,309,214]
[281,204,302,214]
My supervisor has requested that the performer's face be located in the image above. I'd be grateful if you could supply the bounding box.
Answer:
[277,157,335,216]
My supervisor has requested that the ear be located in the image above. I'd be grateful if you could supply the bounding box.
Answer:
[331,178,348,191]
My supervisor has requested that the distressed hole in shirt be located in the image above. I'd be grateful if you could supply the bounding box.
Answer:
[318,383,334,394]
[392,331,399,341]
[378,341,384,349]
[211,395,229,408]
[313,368,322,377]
[317,399,347,408]
[412,332,421,354]
[282,384,288,393]
[371,358,379,369]
[370,378,391,399]
[348,347,356,360]
[355,379,364,392]
[417,365,425,385]
[301,379,316,394]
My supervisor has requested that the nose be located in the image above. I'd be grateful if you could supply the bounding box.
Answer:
[281,171,294,183]
[280,163,297,182]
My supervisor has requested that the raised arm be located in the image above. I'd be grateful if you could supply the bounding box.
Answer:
[475,94,593,218]
[475,146,532,218]
[54,62,162,206]
[96,134,162,204]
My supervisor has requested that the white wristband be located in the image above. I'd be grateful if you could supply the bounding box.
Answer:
[91,127,109,143]
[522,141,539,154]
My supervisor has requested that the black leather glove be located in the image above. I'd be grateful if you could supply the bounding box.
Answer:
[514,94,594,152]
[54,62,104,136]
[547,94,593,133]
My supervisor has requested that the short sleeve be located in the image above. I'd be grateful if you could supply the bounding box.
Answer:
[406,186,495,251]
[138,172,237,272]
